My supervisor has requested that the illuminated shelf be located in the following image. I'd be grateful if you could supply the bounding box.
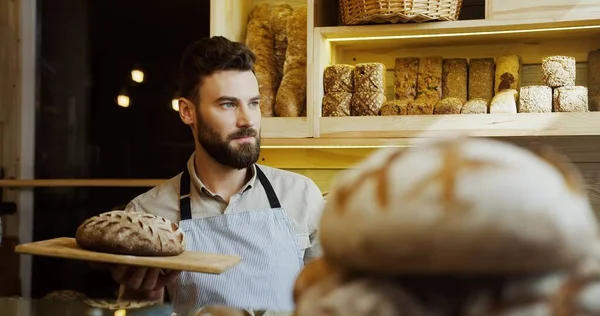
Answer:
[319,112,600,138]
[318,18,600,48]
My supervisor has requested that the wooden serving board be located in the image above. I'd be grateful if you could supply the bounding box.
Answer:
[14,237,241,274]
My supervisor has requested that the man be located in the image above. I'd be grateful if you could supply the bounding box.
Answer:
[109,36,324,313]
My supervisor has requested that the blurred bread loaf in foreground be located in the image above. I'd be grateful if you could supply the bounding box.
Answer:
[75,210,185,256]
[319,137,598,276]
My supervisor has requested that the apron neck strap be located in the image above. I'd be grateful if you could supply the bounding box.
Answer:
[179,165,281,221]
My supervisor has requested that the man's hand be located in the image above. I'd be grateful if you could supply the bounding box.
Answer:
[94,264,181,301]
[110,265,180,292]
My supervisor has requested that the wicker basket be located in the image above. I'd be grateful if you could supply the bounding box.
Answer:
[340,0,463,25]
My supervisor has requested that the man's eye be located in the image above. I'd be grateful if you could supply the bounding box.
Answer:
[222,102,235,108]
[250,101,260,107]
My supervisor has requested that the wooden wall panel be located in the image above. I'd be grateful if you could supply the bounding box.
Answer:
[0,0,21,237]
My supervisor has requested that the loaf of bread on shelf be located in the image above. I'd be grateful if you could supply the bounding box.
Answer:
[461,98,488,114]
[489,89,518,114]
[434,97,464,114]
[269,4,293,93]
[519,85,552,113]
[588,50,600,111]
[553,86,589,112]
[322,91,352,117]
[274,5,307,117]
[494,55,520,98]
[83,298,159,310]
[442,58,468,102]
[351,91,385,116]
[323,64,354,93]
[394,57,419,99]
[542,55,576,88]
[380,99,410,116]
[417,57,443,100]
[75,210,185,256]
[319,137,598,275]
[354,63,386,93]
[468,58,495,101]
[408,92,438,115]
[246,3,277,117]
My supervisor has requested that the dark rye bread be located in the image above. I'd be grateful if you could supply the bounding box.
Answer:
[75,210,185,256]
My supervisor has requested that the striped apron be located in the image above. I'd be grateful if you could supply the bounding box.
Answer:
[168,166,304,313]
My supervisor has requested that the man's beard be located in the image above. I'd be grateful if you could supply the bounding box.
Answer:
[196,117,261,170]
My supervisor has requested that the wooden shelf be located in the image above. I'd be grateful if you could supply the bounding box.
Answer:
[319,112,600,138]
[318,18,600,47]
[261,117,312,138]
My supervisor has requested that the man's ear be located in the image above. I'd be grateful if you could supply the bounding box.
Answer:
[178,98,195,126]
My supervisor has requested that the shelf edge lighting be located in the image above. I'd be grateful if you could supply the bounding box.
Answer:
[326,24,600,42]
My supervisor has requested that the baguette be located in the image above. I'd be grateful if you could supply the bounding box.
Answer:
[274,5,307,117]
[246,4,277,117]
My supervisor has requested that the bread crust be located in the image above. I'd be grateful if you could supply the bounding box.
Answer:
[246,4,277,117]
[75,210,185,256]
[274,5,307,117]
[319,137,598,275]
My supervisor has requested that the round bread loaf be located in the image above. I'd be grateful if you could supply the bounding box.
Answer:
[75,210,185,256]
[83,298,158,310]
[319,137,598,275]
[293,257,337,302]
[295,275,430,316]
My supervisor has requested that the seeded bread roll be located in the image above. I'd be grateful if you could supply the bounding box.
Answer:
[380,99,410,116]
[322,91,352,117]
[354,63,386,93]
[461,98,488,114]
[469,58,495,101]
[246,4,277,117]
[408,91,438,115]
[269,4,293,93]
[519,85,552,113]
[323,64,354,93]
[435,97,464,114]
[351,91,385,116]
[274,5,307,117]
[394,57,419,99]
[319,137,598,275]
[490,89,518,114]
[495,55,520,98]
[588,50,600,111]
[442,58,468,102]
[75,210,185,256]
[553,86,589,112]
[542,56,576,88]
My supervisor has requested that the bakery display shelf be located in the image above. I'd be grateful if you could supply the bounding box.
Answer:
[211,0,316,139]
[261,117,311,138]
[319,112,600,138]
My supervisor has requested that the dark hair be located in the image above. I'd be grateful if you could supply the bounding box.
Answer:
[178,36,256,104]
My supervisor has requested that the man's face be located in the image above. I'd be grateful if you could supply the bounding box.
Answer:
[195,70,262,169]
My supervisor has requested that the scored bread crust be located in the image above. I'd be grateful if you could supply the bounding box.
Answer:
[319,137,599,275]
[75,210,185,256]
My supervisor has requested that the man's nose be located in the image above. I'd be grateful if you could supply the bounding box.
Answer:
[237,105,255,127]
